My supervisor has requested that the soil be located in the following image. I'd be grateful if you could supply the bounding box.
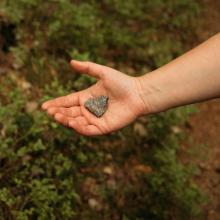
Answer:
[181,1,220,219]
[182,100,220,220]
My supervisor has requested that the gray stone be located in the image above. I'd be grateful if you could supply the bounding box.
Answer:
[84,96,108,117]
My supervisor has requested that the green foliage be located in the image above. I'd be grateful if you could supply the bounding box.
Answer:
[0,0,205,220]
[0,79,80,219]
[0,76,205,220]
[0,0,200,84]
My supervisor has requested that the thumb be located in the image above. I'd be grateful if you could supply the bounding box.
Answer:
[70,60,105,79]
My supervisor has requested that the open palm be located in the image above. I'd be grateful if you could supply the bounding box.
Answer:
[42,60,146,136]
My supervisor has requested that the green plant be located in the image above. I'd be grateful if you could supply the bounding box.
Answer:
[0,0,200,84]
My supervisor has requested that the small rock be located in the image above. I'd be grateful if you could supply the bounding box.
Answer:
[199,162,212,171]
[84,96,108,117]
[103,166,113,175]
[134,122,147,137]
[88,198,102,210]
[171,126,182,134]
[26,101,38,113]
[133,164,152,174]
[21,81,32,90]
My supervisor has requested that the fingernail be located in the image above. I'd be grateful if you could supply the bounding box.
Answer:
[42,103,48,110]
[71,60,82,66]
[54,113,62,120]
[47,108,54,115]
[70,60,76,65]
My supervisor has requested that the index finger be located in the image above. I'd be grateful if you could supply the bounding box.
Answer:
[42,92,80,110]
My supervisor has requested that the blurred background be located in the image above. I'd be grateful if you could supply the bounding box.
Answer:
[0,0,219,220]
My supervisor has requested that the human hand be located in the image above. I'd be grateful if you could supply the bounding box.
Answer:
[42,60,148,136]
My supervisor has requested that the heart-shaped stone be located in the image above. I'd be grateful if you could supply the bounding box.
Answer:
[84,96,109,118]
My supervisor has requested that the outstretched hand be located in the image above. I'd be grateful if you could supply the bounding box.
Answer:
[42,60,147,136]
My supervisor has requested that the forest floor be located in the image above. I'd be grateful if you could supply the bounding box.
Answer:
[180,0,220,219]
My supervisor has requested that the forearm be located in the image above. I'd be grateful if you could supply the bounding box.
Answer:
[138,33,220,114]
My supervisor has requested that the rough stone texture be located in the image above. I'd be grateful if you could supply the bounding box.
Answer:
[84,96,108,117]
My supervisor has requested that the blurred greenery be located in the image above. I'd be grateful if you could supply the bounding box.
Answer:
[0,0,205,220]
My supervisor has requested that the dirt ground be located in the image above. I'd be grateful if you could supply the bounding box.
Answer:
[188,100,220,220]
[182,1,220,219]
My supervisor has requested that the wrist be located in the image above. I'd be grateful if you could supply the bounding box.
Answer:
[135,73,160,115]
[135,69,176,115]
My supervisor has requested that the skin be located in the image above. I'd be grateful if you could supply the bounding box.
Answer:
[42,61,146,136]
[42,33,220,136]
